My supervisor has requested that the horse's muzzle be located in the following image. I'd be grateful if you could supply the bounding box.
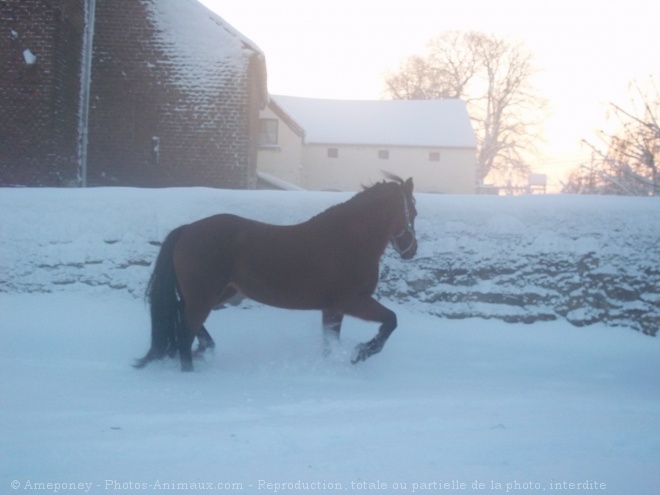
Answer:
[400,239,417,260]
[391,232,417,260]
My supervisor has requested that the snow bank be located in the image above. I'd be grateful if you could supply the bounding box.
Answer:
[386,194,660,335]
[1,188,658,335]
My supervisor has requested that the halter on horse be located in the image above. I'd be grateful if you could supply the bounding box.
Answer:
[135,175,418,371]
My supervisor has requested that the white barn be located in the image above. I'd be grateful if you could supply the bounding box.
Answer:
[257,95,477,193]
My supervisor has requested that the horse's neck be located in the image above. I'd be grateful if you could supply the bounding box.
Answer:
[314,198,396,252]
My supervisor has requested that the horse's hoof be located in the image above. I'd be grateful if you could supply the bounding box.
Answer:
[133,348,167,369]
[132,359,148,369]
[351,339,385,364]
[351,344,369,364]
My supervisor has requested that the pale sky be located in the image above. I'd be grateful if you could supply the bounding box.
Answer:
[201,0,660,191]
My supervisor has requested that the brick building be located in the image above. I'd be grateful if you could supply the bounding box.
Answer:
[0,0,267,188]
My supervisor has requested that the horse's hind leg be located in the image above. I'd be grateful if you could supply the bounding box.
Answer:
[322,309,344,357]
[193,286,238,357]
[177,321,196,372]
[194,325,215,356]
[179,302,212,372]
[341,297,397,364]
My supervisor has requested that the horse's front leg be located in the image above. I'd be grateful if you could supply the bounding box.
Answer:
[322,309,344,357]
[342,298,397,364]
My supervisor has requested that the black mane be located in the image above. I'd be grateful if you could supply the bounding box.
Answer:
[312,175,406,222]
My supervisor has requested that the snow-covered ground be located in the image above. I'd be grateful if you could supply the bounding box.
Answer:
[1,187,659,493]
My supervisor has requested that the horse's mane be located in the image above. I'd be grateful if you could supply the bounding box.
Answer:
[311,174,407,222]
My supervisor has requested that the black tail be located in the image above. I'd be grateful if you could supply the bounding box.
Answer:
[134,226,186,369]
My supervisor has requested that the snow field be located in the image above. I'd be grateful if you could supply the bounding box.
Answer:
[2,292,659,493]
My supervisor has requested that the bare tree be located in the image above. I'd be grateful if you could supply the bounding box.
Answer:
[385,55,442,100]
[384,31,546,185]
[563,76,660,196]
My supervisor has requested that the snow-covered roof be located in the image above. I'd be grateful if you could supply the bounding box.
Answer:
[270,95,477,148]
[144,0,266,98]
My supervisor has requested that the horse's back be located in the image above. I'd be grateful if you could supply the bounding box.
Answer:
[173,211,380,311]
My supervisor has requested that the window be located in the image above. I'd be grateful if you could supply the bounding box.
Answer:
[429,151,440,162]
[378,150,389,160]
[327,148,338,158]
[258,119,278,146]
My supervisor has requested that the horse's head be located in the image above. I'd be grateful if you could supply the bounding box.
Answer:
[389,176,418,260]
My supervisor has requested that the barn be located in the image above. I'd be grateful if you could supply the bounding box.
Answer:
[258,95,477,193]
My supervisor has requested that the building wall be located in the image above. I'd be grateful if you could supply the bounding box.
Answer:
[88,0,260,188]
[1,0,262,189]
[257,105,304,186]
[300,144,476,193]
[0,0,84,186]
[257,101,477,193]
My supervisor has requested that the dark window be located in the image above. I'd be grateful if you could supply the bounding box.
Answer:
[429,151,440,162]
[327,148,338,158]
[378,150,389,159]
[258,119,278,146]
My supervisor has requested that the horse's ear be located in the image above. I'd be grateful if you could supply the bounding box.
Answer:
[404,177,414,195]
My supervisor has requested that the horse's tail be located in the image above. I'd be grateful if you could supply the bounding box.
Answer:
[134,226,186,369]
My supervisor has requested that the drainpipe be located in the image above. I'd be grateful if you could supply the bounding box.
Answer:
[77,0,96,187]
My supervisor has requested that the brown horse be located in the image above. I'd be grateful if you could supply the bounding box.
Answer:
[135,175,418,371]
